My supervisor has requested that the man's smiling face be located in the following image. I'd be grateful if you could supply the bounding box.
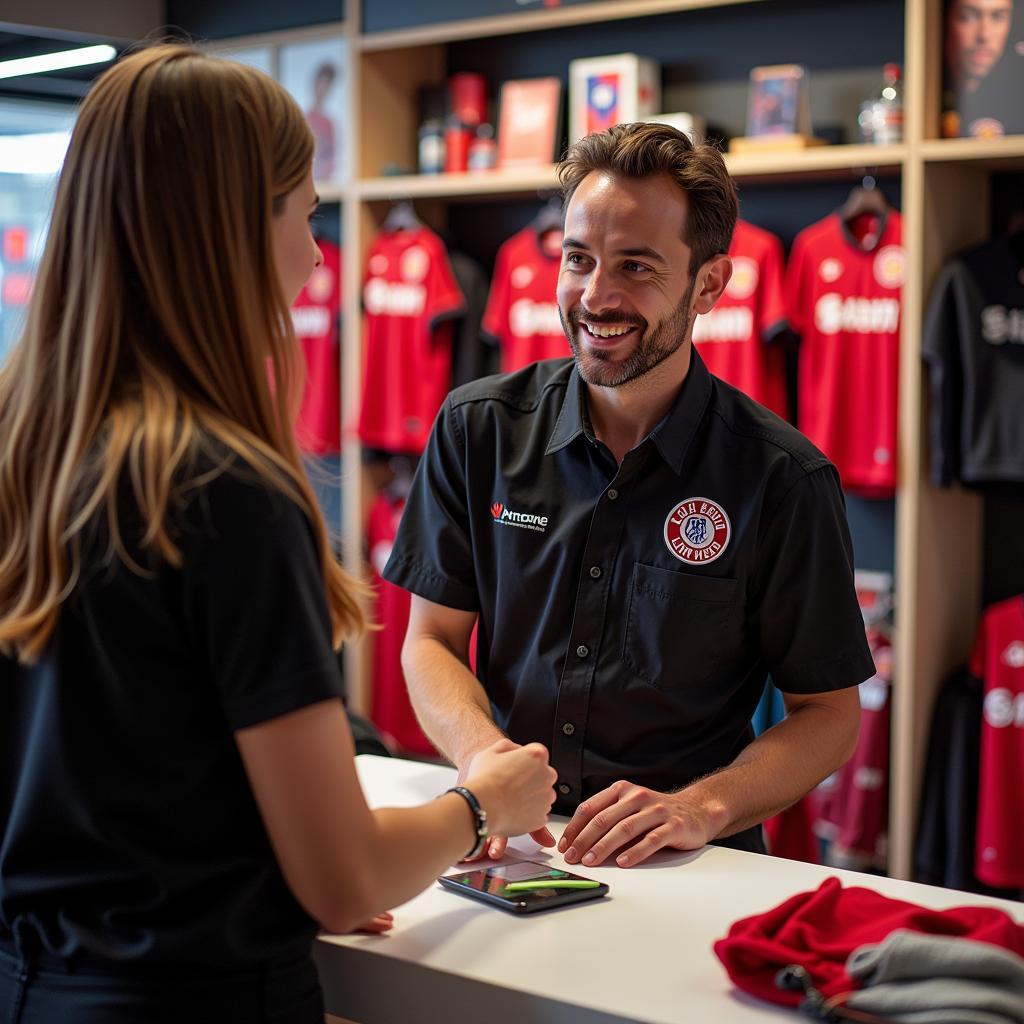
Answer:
[557,171,699,388]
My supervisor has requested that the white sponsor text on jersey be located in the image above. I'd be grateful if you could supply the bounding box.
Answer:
[292,306,331,337]
[692,307,754,343]
[814,293,900,336]
[983,687,1024,729]
[981,306,1024,345]
[363,277,426,317]
[509,298,562,338]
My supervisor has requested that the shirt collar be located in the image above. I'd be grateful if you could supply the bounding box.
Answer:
[545,348,713,475]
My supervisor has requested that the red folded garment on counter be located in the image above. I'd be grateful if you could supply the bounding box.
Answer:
[713,876,1024,1008]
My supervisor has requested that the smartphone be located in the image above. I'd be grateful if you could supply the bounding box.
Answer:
[438,859,609,914]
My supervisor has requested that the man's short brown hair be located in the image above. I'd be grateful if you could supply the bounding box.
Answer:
[558,122,738,274]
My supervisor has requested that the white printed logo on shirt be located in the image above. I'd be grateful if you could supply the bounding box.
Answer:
[489,501,549,533]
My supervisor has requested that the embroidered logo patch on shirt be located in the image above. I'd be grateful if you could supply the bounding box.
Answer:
[664,497,731,565]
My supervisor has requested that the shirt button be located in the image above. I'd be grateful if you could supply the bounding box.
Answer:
[589,566,602,579]
[607,488,619,500]
[558,783,571,795]
[576,645,589,658]
[562,722,575,736]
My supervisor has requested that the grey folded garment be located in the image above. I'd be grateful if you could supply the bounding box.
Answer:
[843,929,1024,1024]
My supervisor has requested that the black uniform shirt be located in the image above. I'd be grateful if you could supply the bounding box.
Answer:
[384,351,874,829]
[0,454,342,969]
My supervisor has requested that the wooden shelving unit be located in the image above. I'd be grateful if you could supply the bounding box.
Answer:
[291,0,1023,883]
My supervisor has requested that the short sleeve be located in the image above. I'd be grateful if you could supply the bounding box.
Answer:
[922,260,964,487]
[752,466,875,693]
[481,242,512,347]
[426,238,465,330]
[784,231,809,338]
[758,232,789,343]
[382,398,479,611]
[182,471,343,731]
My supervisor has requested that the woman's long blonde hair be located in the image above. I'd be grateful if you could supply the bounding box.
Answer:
[0,43,365,663]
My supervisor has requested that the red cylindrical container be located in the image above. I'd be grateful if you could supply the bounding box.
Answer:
[448,73,487,127]
[444,121,472,173]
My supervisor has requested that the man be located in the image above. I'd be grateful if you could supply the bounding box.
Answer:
[944,0,1014,94]
[383,122,871,867]
[943,0,1023,137]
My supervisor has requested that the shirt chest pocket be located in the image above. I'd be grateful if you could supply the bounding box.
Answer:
[622,562,738,690]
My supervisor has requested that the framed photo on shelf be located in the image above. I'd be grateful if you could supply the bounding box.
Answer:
[497,77,562,169]
[745,64,811,138]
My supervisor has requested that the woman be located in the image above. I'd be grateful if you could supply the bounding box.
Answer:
[0,45,555,1023]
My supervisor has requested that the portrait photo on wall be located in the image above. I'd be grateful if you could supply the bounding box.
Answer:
[942,0,1024,138]
[279,37,348,182]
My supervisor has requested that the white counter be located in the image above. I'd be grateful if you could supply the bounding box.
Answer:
[314,755,1024,1024]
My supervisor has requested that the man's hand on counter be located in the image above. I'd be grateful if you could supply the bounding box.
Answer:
[557,782,719,868]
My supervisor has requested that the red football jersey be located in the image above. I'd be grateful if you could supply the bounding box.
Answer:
[292,239,342,455]
[811,632,891,870]
[969,595,1024,888]
[367,492,437,757]
[482,226,568,373]
[358,227,464,454]
[692,219,789,418]
[786,211,904,496]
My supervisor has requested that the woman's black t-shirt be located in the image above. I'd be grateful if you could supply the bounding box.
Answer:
[0,455,343,969]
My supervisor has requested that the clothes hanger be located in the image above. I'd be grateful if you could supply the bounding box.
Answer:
[839,172,890,223]
[380,198,422,233]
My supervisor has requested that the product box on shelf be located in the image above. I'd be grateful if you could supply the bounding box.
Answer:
[568,53,660,144]
[497,77,562,169]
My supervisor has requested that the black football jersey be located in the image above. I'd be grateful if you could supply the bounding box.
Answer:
[923,234,1024,487]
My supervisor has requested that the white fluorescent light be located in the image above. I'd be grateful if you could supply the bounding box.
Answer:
[0,45,117,82]
[0,131,72,175]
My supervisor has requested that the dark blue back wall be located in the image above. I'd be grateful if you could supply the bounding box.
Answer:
[166,0,341,39]
[446,0,904,82]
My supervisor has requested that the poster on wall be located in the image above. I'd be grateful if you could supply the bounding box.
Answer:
[942,0,1024,138]
[279,37,348,183]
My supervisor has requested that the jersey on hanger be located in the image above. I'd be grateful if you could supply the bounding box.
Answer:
[292,238,342,455]
[969,595,1024,889]
[923,235,1024,487]
[786,211,904,496]
[482,226,567,373]
[811,633,891,870]
[358,226,464,454]
[367,492,437,757]
[692,219,789,419]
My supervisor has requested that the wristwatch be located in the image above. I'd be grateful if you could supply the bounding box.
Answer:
[446,786,489,859]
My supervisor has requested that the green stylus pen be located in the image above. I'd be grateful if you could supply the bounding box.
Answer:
[504,879,601,891]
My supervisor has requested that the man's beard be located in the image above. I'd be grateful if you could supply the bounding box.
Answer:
[561,278,696,388]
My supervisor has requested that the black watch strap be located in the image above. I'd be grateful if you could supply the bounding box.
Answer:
[446,786,489,859]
